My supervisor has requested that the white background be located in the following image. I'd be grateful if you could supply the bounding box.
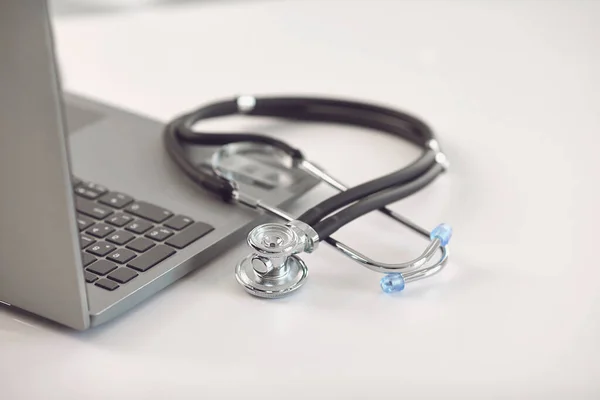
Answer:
[1,1,599,398]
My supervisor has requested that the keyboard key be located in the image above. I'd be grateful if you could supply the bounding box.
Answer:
[106,231,135,246]
[106,213,134,227]
[80,234,96,249]
[165,222,214,249]
[107,268,138,284]
[72,176,83,187]
[76,214,95,231]
[87,259,118,276]
[74,186,102,200]
[125,237,156,253]
[125,220,153,234]
[87,242,116,257]
[98,192,134,209]
[84,271,99,283]
[95,278,119,291]
[164,215,194,231]
[81,252,97,267]
[79,182,108,195]
[125,201,173,223]
[127,245,175,272]
[106,248,137,264]
[75,197,114,220]
[145,227,174,241]
[86,223,116,239]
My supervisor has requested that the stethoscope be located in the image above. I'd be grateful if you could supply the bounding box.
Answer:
[164,95,452,299]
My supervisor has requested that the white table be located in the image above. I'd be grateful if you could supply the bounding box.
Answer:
[2,1,599,398]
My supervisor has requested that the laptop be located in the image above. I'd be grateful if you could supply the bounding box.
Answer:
[0,1,318,330]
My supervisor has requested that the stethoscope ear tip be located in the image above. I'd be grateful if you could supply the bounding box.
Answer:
[380,274,405,293]
[430,223,453,247]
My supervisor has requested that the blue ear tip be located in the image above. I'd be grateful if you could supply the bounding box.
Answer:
[380,274,405,293]
[430,223,452,246]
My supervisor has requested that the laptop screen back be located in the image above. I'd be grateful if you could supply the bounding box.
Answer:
[0,1,89,329]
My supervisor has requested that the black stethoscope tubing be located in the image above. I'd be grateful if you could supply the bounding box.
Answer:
[163,96,443,241]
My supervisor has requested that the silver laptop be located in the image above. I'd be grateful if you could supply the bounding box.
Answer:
[0,1,318,330]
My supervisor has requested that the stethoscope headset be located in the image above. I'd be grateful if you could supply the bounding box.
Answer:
[164,95,452,299]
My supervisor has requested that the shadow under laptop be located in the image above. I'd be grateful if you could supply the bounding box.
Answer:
[0,242,247,339]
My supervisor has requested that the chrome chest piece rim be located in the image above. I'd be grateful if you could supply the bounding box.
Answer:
[235,223,309,298]
[235,254,308,299]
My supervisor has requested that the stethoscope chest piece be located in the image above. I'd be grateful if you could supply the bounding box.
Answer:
[235,254,308,299]
[234,221,318,298]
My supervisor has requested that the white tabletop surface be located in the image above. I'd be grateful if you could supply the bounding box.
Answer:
[2,0,600,398]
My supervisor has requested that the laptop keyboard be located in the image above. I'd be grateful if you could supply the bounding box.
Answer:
[72,178,214,292]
